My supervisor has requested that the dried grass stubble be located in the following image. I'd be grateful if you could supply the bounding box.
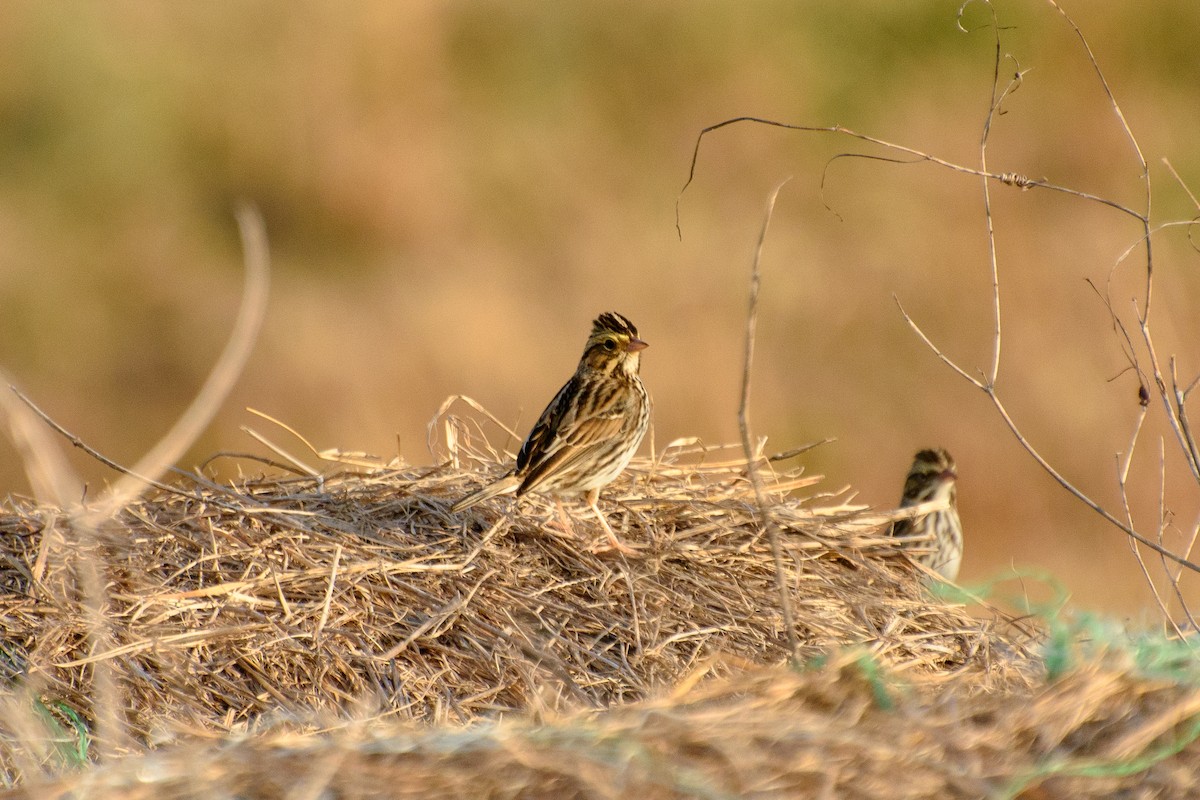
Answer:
[0,452,1022,780]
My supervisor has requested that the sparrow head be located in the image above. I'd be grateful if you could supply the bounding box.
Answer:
[901,447,957,506]
[580,312,648,376]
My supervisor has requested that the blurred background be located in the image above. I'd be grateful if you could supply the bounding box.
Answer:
[1,1,1198,616]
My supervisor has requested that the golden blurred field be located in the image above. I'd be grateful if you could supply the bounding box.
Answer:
[1,1,1199,615]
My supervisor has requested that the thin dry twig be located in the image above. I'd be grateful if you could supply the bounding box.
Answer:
[736,177,799,665]
[0,373,80,509]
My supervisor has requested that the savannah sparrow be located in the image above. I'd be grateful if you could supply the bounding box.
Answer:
[890,447,963,581]
[451,312,650,553]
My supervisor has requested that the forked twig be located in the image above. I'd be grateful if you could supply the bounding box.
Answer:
[677,115,1143,241]
[679,2,1200,603]
[910,310,1200,574]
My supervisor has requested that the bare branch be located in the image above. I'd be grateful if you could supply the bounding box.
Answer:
[676,116,1145,240]
[974,0,1012,387]
[1141,315,1200,483]
[986,390,1200,573]
[1171,358,1200,476]
[1153,438,1199,634]
[679,2,1200,616]
[893,297,984,389]
[1174,518,1200,604]
[1118,430,1178,635]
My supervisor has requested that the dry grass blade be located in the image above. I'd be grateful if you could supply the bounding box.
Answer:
[736,177,799,665]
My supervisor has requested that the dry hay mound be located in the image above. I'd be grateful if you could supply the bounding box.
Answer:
[0,411,1029,785]
[3,412,1197,797]
[7,652,1200,800]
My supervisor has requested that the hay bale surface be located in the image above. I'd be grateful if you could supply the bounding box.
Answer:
[1,432,1011,729]
[7,657,1199,799]
[11,424,1192,797]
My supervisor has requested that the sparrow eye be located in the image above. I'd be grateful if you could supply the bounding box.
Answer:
[602,338,617,351]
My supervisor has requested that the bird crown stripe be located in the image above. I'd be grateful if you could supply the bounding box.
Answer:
[593,312,638,337]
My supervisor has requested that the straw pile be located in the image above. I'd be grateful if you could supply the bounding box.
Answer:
[3,405,1196,796]
[8,653,1199,800]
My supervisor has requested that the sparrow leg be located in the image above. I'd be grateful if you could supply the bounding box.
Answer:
[585,488,641,555]
[551,498,576,538]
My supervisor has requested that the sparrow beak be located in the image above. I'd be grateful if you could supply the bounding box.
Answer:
[940,468,957,482]
[626,337,649,353]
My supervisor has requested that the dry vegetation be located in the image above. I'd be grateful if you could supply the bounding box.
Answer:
[4,1,1200,614]
[2,425,1199,797]
[0,408,1018,739]
[4,2,1200,798]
